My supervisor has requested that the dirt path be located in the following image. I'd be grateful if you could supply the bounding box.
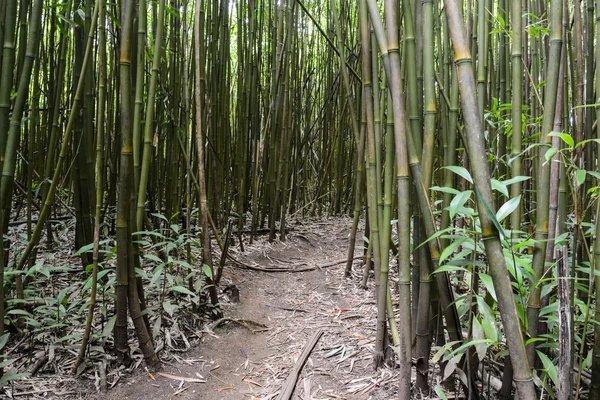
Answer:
[102,217,400,400]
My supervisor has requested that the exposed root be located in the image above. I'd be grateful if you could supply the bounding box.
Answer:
[372,350,385,371]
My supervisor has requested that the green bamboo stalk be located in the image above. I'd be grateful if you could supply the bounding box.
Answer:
[195,0,221,317]
[0,0,43,283]
[116,0,159,369]
[13,1,99,273]
[383,0,411,393]
[509,0,523,235]
[420,0,436,189]
[525,0,563,365]
[0,0,17,177]
[443,0,536,397]
[132,0,147,193]
[136,0,166,232]
[359,0,385,369]
[73,1,107,373]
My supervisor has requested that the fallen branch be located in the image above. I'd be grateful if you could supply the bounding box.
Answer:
[208,318,268,334]
[230,256,361,273]
[276,329,324,400]
[264,303,308,313]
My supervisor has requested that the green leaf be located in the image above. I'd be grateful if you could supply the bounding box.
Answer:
[171,285,196,297]
[144,254,163,263]
[432,265,468,275]
[432,341,460,363]
[431,186,460,195]
[490,179,509,197]
[496,195,521,222]
[444,166,473,184]
[101,316,116,339]
[0,370,29,386]
[434,385,449,400]
[449,191,472,219]
[478,273,497,302]
[75,242,94,255]
[439,238,467,265]
[202,264,213,280]
[162,301,177,317]
[576,169,587,186]
[0,333,10,351]
[544,147,558,162]
[443,355,460,381]
[500,175,531,187]
[474,185,506,239]
[548,131,574,148]
[587,170,600,181]
[481,318,498,343]
[471,319,488,361]
[537,351,558,386]
[7,309,31,316]
[540,302,558,317]
[540,281,557,299]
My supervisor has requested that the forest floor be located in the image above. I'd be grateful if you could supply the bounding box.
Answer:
[95,216,403,400]
[3,216,422,400]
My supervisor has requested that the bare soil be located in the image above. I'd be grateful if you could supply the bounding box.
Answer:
[97,217,401,400]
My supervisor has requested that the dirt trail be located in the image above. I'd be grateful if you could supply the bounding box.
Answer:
[103,217,399,400]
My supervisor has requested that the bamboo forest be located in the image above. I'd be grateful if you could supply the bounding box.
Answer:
[1,0,600,398]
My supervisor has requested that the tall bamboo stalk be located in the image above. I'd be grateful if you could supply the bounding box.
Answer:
[195,0,221,317]
[443,0,536,397]
[525,0,563,365]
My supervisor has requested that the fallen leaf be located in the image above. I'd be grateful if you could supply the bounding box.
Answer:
[243,378,263,387]
[146,368,156,381]
[158,372,206,383]
[173,386,190,395]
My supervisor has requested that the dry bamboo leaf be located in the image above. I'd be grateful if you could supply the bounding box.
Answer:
[157,372,206,383]
[173,386,190,395]
[243,378,263,387]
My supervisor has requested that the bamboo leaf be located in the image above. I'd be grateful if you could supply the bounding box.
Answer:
[439,238,467,265]
[500,175,531,186]
[431,186,460,195]
[162,301,177,317]
[0,333,10,351]
[449,190,472,219]
[474,185,506,239]
[434,385,449,400]
[478,273,497,302]
[544,147,557,162]
[432,341,460,363]
[536,351,558,386]
[490,179,508,197]
[171,286,197,297]
[496,195,521,222]
[576,169,586,186]
[481,318,498,343]
[202,264,213,279]
[548,131,574,148]
[471,319,488,361]
[444,166,473,184]
[75,242,94,255]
